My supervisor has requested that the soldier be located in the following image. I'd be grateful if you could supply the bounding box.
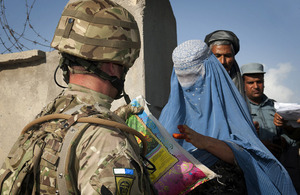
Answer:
[0,0,154,194]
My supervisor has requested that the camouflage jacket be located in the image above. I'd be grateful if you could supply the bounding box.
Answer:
[0,84,152,195]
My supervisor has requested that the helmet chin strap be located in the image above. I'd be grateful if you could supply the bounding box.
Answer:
[55,53,131,104]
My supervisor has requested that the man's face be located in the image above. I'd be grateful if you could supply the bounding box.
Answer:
[211,44,235,72]
[243,74,264,103]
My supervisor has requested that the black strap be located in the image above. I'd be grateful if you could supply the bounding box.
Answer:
[141,155,156,173]
[61,53,126,99]
[54,63,67,88]
[101,185,113,195]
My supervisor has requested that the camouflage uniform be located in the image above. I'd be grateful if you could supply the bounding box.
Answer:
[0,1,151,194]
[38,83,152,194]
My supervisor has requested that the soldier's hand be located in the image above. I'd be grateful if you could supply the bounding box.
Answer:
[114,104,144,121]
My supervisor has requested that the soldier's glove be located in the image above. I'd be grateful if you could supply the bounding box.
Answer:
[114,104,144,121]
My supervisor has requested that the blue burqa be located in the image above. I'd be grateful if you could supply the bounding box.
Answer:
[159,40,296,194]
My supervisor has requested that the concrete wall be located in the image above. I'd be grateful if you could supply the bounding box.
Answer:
[0,0,176,165]
[0,50,62,165]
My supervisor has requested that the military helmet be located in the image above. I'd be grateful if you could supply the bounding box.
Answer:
[51,0,140,69]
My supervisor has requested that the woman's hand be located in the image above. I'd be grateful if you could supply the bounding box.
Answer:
[173,124,235,164]
[173,124,207,149]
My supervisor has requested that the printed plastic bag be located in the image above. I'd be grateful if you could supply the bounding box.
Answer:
[126,96,216,195]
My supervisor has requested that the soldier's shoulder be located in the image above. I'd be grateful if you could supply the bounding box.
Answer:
[79,124,128,150]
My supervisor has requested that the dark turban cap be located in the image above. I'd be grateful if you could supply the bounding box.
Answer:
[204,30,240,54]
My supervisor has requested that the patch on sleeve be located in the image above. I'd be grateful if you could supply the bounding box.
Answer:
[113,168,135,195]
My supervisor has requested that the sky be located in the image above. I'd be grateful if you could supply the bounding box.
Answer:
[1,0,300,103]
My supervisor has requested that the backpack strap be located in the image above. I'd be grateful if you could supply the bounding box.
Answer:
[57,119,89,195]
[21,113,147,155]
[21,113,147,194]
[0,169,11,190]
[12,138,46,194]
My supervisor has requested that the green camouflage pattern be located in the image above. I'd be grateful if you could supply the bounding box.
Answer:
[0,121,48,194]
[0,84,152,194]
[51,0,140,69]
[114,103,144,121]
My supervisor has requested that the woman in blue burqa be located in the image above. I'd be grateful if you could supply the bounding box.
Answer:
[159,40,296,194]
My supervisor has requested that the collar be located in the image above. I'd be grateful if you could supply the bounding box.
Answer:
[248,94,271,106]
[66,83,113,109]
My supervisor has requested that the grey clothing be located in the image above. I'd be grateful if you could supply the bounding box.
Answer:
[230,61,246,100]
[248,94,278,141]
[248,94,295,145]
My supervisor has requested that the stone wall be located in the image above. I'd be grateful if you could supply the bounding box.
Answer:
[0,0,176,165]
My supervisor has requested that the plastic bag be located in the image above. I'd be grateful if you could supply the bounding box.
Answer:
[126,96,216,195]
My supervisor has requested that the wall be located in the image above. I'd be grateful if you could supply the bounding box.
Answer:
[0,0,176,165]
[0,50,62,164]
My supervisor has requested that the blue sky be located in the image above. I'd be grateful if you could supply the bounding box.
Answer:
[170,0,300,103]
[1,0,300,103]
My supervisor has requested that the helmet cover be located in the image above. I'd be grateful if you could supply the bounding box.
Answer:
[51,0,140,69]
